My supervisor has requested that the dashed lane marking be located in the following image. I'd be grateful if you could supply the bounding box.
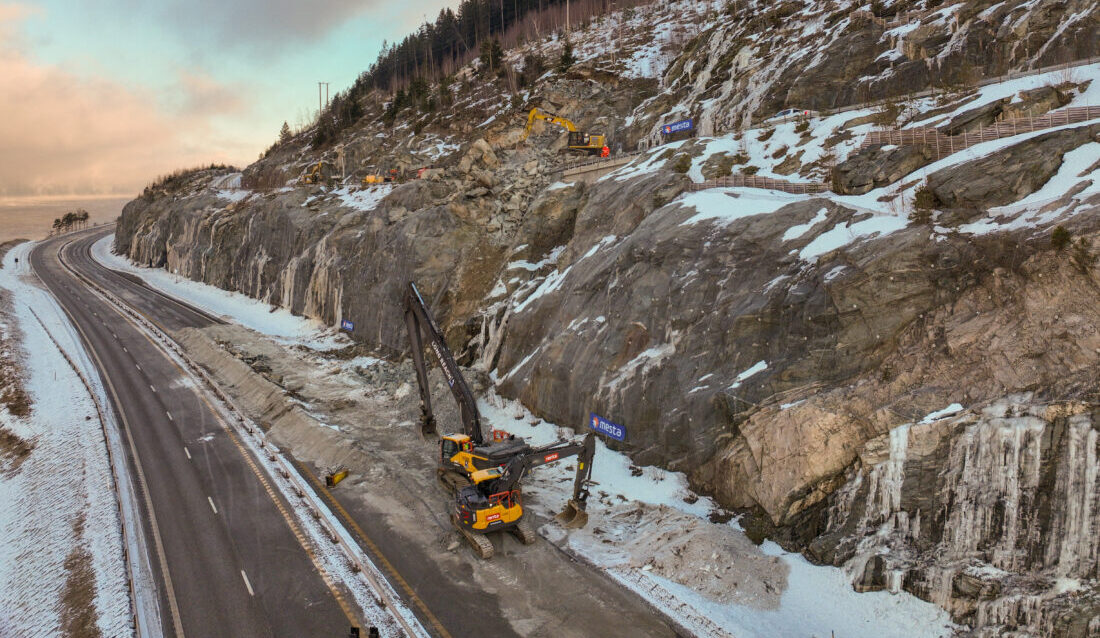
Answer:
[208,497,218,514]
[166,410,173,421]
[184,447,191,459]
[241,571,254,597]
[150,385,156,393]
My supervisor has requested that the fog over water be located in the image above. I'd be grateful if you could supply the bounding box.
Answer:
[0,195,130,244]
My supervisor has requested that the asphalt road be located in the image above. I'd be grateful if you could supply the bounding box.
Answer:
[37,228,680,638]
[31,230,357,638]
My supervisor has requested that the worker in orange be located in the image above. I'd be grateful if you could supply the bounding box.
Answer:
[600,145,610,158]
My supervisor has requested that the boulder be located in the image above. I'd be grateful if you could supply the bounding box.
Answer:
[457,138,500,173]
[941,98,1006,135]
[1001,85,1071,120]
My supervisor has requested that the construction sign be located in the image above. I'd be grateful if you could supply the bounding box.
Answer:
[661,119,693,135]
[589,413,626,441]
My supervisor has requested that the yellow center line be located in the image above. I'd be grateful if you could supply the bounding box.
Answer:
[294,462,453,638]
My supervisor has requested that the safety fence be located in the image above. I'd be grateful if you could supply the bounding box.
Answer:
[860,105,1100,161]
[687,174,830,194]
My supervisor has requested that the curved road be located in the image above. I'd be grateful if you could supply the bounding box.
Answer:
[36,227,680,638]
[32,230,357,638]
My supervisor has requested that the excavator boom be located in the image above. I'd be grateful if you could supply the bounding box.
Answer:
[404,282,484,444]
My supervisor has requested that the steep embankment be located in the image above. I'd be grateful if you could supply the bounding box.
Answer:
[114,0,1100,633]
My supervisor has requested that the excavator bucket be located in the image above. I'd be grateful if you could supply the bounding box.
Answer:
[555,499,589,529]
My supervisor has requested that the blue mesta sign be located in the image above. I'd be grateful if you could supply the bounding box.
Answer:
[340,319,355,331]
[589,413,626,441]
[661,119,693,135]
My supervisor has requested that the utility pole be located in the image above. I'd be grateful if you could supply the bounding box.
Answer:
[317,82,330,116]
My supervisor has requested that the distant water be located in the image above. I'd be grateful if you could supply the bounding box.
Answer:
[0,195,133,244]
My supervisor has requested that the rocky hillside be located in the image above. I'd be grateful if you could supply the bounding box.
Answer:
[114,0,1100,634]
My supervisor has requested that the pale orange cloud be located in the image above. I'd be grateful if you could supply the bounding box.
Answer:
[0,7,257,196]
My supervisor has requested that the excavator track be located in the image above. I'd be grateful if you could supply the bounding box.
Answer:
[437,468,471,494]
[510,518,538,545]
[453,515,494,559]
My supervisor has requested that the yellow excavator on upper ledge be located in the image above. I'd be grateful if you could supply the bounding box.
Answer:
[521,108,607,155]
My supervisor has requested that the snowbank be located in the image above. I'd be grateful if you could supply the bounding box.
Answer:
[0,242,133,636]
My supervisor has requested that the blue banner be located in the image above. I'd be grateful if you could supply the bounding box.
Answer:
[340,319,355,331]
[661,119,693,135]
[588,413,626,441]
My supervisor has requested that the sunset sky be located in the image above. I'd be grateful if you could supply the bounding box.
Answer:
[0,0,451,197]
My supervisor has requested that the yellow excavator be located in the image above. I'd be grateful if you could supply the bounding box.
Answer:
[521,108,607,155]
[454,433,595,558]
[403,281,594,558]
[300,161,325,185]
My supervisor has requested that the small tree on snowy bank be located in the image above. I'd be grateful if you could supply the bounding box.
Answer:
[558,39,576,73]
[279,122,292,143]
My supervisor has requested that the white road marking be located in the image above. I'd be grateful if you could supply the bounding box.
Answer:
[149,385,156,393]
[184,446,191,459]
[208,496,218,514]
[166,410,173,421]
[135,364,142,371]
[240,570,254,597]
[111,332,117,338]
[122,347,128,353]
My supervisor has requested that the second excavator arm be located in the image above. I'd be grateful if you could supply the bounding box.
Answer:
[483,432,596,528]
[404,281,485,444]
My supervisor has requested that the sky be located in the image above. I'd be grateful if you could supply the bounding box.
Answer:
[0,0,452,197]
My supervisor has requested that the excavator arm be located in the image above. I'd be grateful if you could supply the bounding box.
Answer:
[486,432,596,528]
[521,108,578,142]
[404,282,485,444]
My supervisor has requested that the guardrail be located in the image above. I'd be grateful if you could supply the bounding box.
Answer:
[62,238,428,638]
[559,150,644,173]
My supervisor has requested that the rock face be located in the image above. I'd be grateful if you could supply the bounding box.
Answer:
[813,397,1100,636]
[112,0,1100,634]
[833,144,935,195]
[630,0,1096,139]
[927,123,1099,209]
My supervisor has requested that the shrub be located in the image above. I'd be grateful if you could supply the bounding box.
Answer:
[908,208,933,225]
[1051,225,1071,250]
[743,165,759,175]
[794,120,810,134]
[716,155,736,177]
[758,127,775,142]
[1072,238,1096,274]
[913,183,937,210]
[558,39,577,73]
[671,154,692,173]
[771,145,788,159]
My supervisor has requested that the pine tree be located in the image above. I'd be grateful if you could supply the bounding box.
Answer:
[557,39,576,73]
[279,121,292,143]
